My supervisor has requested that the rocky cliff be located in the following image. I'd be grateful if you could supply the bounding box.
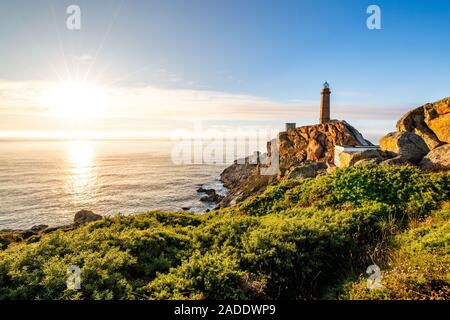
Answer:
[218,158,275,208]
[273,120,372,174]
[218,120,372,207]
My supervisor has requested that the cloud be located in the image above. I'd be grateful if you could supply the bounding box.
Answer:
[0,79,409,139]
[0,80,51,112]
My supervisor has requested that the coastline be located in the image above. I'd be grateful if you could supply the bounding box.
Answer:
[0,173,230,249]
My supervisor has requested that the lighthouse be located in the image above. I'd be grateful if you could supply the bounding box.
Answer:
[320,82,331,124]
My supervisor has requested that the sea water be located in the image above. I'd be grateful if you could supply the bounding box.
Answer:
[0,140,228,230]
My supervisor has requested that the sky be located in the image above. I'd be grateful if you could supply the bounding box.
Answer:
[0,0,449,143]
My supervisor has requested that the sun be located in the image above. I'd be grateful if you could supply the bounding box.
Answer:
[47,81,108,120]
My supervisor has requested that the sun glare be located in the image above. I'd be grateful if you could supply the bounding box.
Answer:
[67,140,94,168]
[66,140,96,194]
[47,82,108,120]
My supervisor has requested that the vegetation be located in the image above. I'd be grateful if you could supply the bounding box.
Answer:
[0,165,448,300]
[341,206,450,300]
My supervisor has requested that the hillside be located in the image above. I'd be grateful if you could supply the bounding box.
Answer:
[0,165,448,300]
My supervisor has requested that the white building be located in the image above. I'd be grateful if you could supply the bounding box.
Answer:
[334,145,380,167]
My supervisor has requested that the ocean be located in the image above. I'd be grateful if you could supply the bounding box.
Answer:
[0,140,229,230]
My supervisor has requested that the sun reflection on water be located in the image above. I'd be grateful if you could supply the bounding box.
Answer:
[65,140,96,196]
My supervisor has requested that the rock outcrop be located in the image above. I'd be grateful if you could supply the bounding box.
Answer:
[274,120,372,174]
[286,162,327,180]
[218,120,372,208]
[74,210,103,225]
[218,161,275,208]
[419,144,450,169]
[379,97,450,169]
[0,225,48,249]
[1,210,101,250]
[379,131,429,164]
[396,97,450,150]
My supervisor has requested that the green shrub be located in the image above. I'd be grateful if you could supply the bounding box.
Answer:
[239,165,449,220]
[0,166,448,300]
[0,212,196,300]
[341,208,450,300]
[240,202,396,298]
[142,251,246,300]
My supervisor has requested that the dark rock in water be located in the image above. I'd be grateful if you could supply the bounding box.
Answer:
[200,190,224,203]
[197,187,215,195]
[197,187,224,204]
[74,210,103,225]
[181,207,191,211]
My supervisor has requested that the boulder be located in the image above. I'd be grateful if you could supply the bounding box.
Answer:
[354,158,382,166]
[338,149,381,168]
[287,165,315,180]
[424,98,450,144]
[74,210,102,225]
[396,97,450,150]
[286,162,328,180]
[419,144,450,169]
[380,156,412,166]
[379,131,429,163]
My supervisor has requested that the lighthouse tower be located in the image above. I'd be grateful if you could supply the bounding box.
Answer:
[320,82,331,124]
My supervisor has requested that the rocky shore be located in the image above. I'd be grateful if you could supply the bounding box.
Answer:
[0,210,102,250]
